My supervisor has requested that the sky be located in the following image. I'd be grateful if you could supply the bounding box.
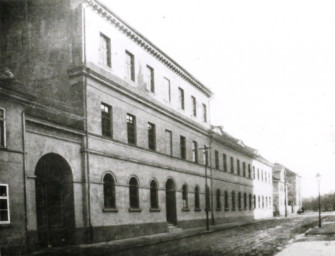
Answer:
[99,0,335,198]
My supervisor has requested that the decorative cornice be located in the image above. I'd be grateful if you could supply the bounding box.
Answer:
[83,0,213,98]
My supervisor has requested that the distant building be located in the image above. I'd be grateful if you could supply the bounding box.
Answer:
[272,163,301,216]
[0,0,273,253]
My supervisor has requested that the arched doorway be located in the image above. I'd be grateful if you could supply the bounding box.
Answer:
[166,179,177,225]
[35,153,75,248]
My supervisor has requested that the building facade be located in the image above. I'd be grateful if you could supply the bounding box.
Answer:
[0,0,273,253]
[272,163,301,216]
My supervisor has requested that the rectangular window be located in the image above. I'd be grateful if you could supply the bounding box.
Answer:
[192,141,198,163]
[163,78,171,103]
[179,87,184,110]
[215,150,219,169]
[243,162,246,177]
[0,184,10,224]
[165,130,172,156]
[203,145,209,166]
[99,33,111,67]
[191,96,197,116]
[257,168,260,180]
[230,156,234,173]
[223,154,227,172]
[202,104,207,122]
[237,159,240,175]
[147,122,156,150]
[146,65,155,93]
[248,164,251,178]
[125,51,135,81]
[253,166,255,179]
[127,114,136,145]
[101,103,112,137]
[180,136,186,159]
[0,109,5,147]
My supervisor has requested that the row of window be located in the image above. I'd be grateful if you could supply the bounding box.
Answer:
[99,33,207,122]
[103,173,272,212]
[101,103,272,185]
[213,150,271,183]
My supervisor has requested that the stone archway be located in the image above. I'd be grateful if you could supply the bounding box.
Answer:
[35,153,75,248]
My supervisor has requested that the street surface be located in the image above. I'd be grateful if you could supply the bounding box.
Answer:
[108,215,318,256]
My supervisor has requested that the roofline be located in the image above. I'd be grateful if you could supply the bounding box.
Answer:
[84,0,213,98]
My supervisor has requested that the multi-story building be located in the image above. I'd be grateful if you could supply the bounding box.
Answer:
[0,0,273,253]
[272,163,301,216]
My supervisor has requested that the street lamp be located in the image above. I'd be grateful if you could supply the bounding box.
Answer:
[199,146,210,231]
[316,173,321,228]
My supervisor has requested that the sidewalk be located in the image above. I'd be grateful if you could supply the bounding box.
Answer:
[275,215,335,256]
[27,218,276,256]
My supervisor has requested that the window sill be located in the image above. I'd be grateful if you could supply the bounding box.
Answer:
[150,208,160,212]
[182,207,190,212]
[216,208,221,211]
[128,208,142,212]
[0,223,12,229]
[103,208,118,213]
[194,208,201,212]
[224,208,229,211]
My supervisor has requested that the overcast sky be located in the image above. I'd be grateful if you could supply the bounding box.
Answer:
[100,0,335,198]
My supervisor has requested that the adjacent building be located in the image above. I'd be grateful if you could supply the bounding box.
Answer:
[272,163,302,216]
[0,0,279,254]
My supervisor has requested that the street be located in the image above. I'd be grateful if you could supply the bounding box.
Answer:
[107,215,318,256]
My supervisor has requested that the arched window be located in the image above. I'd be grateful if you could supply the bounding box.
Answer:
[129,177,139,209]
[244,192,247,210]
[231,191,236,211]
[224,190,229,211]
[182,184,188,209]
[216,189,221,210]
[253,194,256,209]
[194,186,200,210]
[103,173,116,209]
[269,196,272,208]
[238,192,242,210]
[150,180,158,209]
[249,194,252,210]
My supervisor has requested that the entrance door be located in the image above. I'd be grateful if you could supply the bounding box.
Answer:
[35,153,75,248]
[166,179,177,225]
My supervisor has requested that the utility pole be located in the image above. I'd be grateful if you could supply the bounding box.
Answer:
[316,173,321,228]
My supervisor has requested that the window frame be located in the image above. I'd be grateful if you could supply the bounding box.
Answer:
[214,150,219,169]
[224,190,229,211]
[101,103,112,138]
[230,156,234,173]
[178,87,185,110]
[216,189,221,211]
[150,180,159,210]
[127,113,136,145]
[202,103,207,122]
[147,122,156,151]
[125,50,135,82]
[180,136,186,160]
[223,154,227,172]
[191,96,197,116]
[99,33,111,68]
[182,184,189,210]
[103,173,116,210]
[0,108,6,148]
[194,186,200,211]
[129,177,140,210]
[192,141,198,163]
[163,77,171,103]
[0,184,10,224]
[146,65,155,93]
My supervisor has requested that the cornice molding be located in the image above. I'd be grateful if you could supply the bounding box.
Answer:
[83,0,213,98]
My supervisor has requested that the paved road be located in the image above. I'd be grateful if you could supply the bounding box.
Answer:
[107,215,318,256]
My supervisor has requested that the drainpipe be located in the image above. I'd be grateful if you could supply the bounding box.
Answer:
[22,111,29,251]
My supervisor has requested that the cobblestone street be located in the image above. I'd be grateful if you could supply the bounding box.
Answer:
[108,215,318,256]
